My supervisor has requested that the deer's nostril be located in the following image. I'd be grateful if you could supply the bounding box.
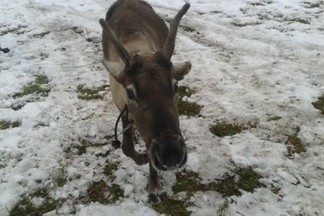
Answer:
[151,134,187,171]
[155,146,186,170]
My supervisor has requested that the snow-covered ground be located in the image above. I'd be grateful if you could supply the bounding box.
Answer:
[1,0,323,215]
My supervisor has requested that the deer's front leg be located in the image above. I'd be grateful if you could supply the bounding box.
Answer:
[121,115,148,165]
[148,163,167,202]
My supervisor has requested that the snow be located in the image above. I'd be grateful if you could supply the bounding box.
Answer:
[79,201,157,216]
[1,0,324,215]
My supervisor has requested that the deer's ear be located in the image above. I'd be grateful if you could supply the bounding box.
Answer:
[172,61,191,81]
[102,59,125,84]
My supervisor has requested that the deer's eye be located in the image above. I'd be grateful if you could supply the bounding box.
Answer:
[126,89,136,100]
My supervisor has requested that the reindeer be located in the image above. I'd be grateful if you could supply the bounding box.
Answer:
[99,0,191,201]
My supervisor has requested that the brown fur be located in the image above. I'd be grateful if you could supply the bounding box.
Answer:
[101,0,190,202]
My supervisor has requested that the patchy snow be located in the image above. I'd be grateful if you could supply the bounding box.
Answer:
[1,0,323,215]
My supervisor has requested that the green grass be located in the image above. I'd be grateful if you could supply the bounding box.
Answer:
[209,175,241,197]
[166,167,264,216]
[40,53,49,60]
[15,84,49,97]
[233,167,263,192]
[217,199,229,216]
[79,137,112,146]
[0,163,5,169]
[312,96,324,114]
[0,25,27,36]
[0,120,21,130]
[86,180,123,204]
[9,189,61,216]
[249,2,266,6]
[55,177,67,187]
[283,17,310,24]
[35,75,49,85]
[172,170,203,195]
[177,86,202,117]
[209,122,245,137]
[11,102,26,111]
[108,184,124,203]
[13,75,50,98]
[70,26,83,35]
[180,25,196,33]
[96,150,111,158]
[268,116,282,121]
[152,198,191,216]
[72,137,112,155]
[173,170,241,197]
[74,144,87,155]
[173,167,264,197]
[232,21,262,27]
[77,84,108,100]
[103,162,119,177]
[33,122,49,128]
[286,133,306,156]
[87,180,109,204]
[32,31,50,38]
[178,101,202,117]
[178,86,194,98]
[271,186,281,194]
[303,2,321,8]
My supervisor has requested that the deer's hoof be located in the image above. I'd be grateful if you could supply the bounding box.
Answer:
[148,192,167,202]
